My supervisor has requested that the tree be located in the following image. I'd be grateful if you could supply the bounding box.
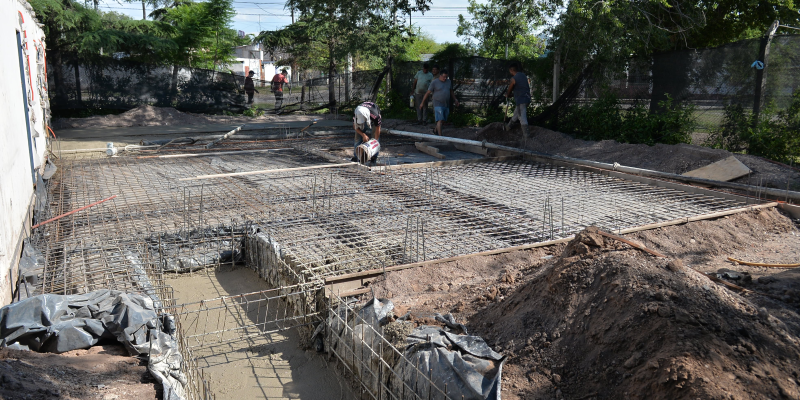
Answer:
[256,0,433,107]
[456,0,545,59]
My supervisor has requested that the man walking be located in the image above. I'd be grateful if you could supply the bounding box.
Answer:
[244,71,258,105]
[271,69,289,114]
[412,63,433,124]
[352,101,382,164]
[504,62,531,139]
[420,69,459,136]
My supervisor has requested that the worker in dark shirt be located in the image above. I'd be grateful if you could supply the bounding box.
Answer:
[244,71,258,105]
[353,101,382,164]
[505,61,531,139]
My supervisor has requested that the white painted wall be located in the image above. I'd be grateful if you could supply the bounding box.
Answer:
[0,0,48,305]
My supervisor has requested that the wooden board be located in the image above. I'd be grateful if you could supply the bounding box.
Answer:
[414,142,446,159]
[681,156,751,182]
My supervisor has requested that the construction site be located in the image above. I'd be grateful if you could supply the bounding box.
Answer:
[3,0,800,398]
[0,103,793,400]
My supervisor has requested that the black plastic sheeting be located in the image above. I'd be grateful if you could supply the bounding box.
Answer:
[324,297,504,400]
[393,326,505,400]
[0,290,186,400]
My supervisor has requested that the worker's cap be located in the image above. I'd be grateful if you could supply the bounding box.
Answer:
[248,70,255,75]
[354,106,371,125]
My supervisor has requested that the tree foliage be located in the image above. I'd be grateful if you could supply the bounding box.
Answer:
[256,0,433,105]
[30,0,243,69]
[456,0,545,59]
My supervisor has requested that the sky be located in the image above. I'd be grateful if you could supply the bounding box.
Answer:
[96,0,484,43]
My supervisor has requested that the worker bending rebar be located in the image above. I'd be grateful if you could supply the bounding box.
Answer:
[352,101,382,164]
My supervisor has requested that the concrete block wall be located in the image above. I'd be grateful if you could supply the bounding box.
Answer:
[0,0,48,306]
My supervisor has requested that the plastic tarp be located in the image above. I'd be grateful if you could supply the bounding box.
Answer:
[0,290,186,400]
[392,326,505,400]
[324,298,504,400]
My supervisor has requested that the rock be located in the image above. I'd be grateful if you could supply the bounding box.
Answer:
[758,276,778,284]
[552,373,562,383]
[624,352,642,369]
[666,260,684,272]
[647,360,659,369]
[485,287,499,301]
[657,306,672,317]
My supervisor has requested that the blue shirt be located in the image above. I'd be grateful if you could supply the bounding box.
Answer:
[512,72,531,104]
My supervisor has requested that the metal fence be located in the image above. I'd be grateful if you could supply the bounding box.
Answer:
[392,35,800,133]
[47,54,383,114]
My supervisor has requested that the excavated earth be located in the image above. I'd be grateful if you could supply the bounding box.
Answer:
[369,208,800,399]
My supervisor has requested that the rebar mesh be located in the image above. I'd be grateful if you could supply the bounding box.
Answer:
[33,137,762,400]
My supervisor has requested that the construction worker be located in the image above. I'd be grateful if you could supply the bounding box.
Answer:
[412,63,434,124]
[505,61,531,139]
[271,69,289,114]
[352,101,382,164]
[420,69,459,136]
[244,71,258,105]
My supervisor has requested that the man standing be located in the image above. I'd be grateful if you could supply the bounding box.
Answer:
[412,63,433,124]
[504,62,531,139]
[244,71,258,105]
[420,69,459,136]
[271,69,289,114]
[352,101,382,164]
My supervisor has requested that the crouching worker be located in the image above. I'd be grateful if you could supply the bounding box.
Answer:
[505,61,531,140]
[353,101,382,164]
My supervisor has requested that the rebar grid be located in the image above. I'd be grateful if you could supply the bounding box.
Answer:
[36,238,175,307]
[250,160,746,282]
[165,284,322,350]
[172,312,218,400]
[325,290,454,400]
[38,149,338,245]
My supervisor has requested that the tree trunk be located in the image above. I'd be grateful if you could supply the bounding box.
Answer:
[328,45,336,108]
[51,50,66,104]
[73,58,82,106]
[170,65,180,105]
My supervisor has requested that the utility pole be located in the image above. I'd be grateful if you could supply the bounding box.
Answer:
[141,0,145,19]
[752,20,780,124]
[291,8,295,23]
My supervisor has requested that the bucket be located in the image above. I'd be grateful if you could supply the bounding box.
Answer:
[356,139,381,164]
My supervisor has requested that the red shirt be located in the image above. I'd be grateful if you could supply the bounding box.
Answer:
[271,74,288,92]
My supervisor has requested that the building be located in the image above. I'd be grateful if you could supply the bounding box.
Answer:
[232,44,264,81]
[0,0,49,305]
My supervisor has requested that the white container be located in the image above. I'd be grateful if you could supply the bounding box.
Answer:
[356,139,381,163]
[409,95,415,108]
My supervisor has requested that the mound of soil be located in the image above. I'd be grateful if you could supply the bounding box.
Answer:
[471,228,800,399]
[472,123,800,191]
[0,344,159,400]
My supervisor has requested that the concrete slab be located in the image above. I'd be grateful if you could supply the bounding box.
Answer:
[682,156,751,182]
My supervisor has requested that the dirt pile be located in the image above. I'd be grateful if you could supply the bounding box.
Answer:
[470,123,800,190]
[0,344,158,399]
[470,228,800,399]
